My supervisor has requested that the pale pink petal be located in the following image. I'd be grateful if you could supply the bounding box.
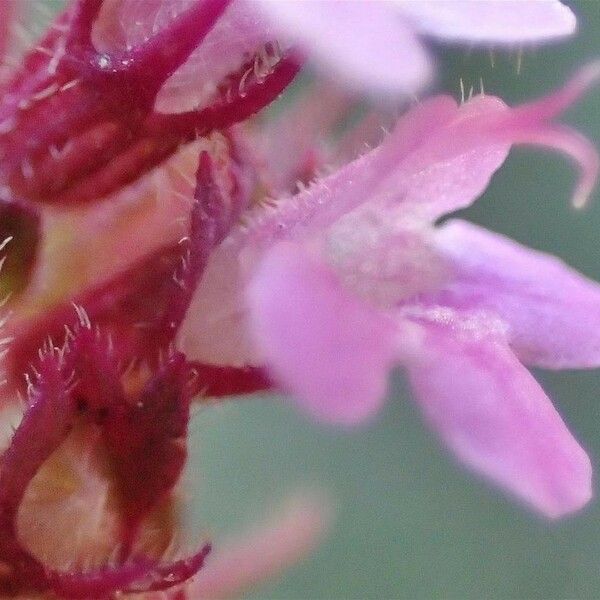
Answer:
[188,492,330,600]
[405,319,592,518]
[255,0,432,94]
[180,73,597,366]
[384,65,600,215]
[373,67,599,216]
[380,95,510,220]
[430,219,600,369]
[491,62,600,207]
[194,93,515,255]
[246,243,395,424]
[176,95,503,363]
[397,0,576,43]
[178,95,460,365]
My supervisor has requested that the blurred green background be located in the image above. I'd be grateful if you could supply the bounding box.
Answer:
[33,1,600,598]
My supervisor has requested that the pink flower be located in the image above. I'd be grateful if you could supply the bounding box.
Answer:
[0,0,597,596]
[254,0,577,94]
[178,64,600,519]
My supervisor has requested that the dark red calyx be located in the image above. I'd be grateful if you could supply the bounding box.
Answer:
[0,352,80,594]
[189,362,272,398]
[7,133,256,385]
[0,140,272,595]
[102,353,193,554]
[0,326,209,597]
[48,543,212,598]
[0,0,300,206]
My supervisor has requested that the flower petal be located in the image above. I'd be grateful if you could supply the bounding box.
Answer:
[246,243,396,425]
[397,0,576,43]
[493,61,600,207]
[405,319,592,518]
[430,219,600,369]
[181,71,598,366]
[177,93,512,365]
[255,0,432,94]
[177,95,460,365]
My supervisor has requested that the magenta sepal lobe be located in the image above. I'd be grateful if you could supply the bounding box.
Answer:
[0,0,300,206]
[0,2,302,593]
[0,120,271,596]
[0,329,212,598]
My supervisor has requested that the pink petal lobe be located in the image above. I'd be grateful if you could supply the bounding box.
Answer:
[515,62,600,122]
[255,0,432,94]
[514,124,599,210]
[178,95,460,366]
[383,95,510,220]
[489,62,600,207]
[181,71,597,367]
[397,0,576,43]
[431,219,600,369]
[405,319,592,518]
[178,94,510,365]
[247,243,395,425]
